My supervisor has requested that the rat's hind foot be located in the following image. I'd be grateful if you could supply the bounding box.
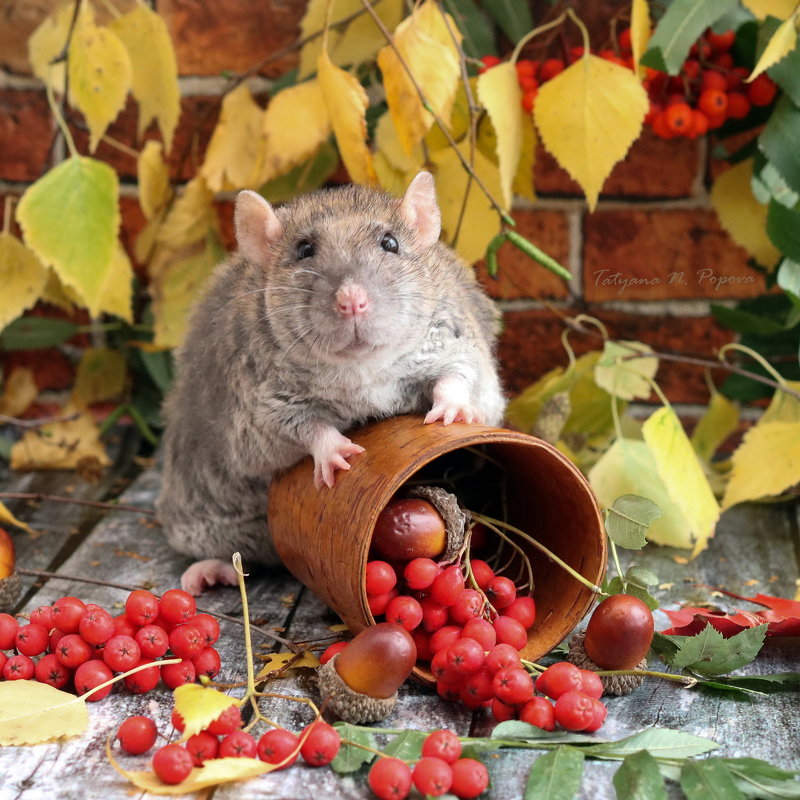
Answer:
[181,558,239,596]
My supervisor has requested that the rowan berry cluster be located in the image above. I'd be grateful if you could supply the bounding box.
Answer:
[368,729,489,800]
[643,28,777,139]
[0,588,220,698]
[118,703,342,784]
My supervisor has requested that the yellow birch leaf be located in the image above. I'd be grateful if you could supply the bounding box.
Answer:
[134,210,165,265]
[153,177,215,255]
[28,2,92,91]
[201,85,265,192]
[477,63,523,210]
[138,140,172,220]
[374,152,410,195]
[429,143,503,264]
[377,1,462,156]
[722,421,800,509]
[761,380,800,424]
[742,0,797,19]
[71,348,127,409]
[750,14,799,81]
[630,0,651,80]
[11,402,111,471]
[150,239,219,349]
[711,159,781,268]
[534,55,648,210]
[512,112,537,202]
[17,156,119,316]
[332,0,405,70]
[173,684,239,740]
[108,4,181,152]
[96,242,134,323]
[589,437,694,548]
[317,50,376,186]
[0,680,88,745]
[108,746,274,795]
[594,340,658,401]
[690,391,739,462]
[0,232,49,330]
[297,0,352,78]
[68,17,132,152]
[40,270,77,313]
[375,111,424,175]
[0,501,36,535]
[0,368,38,418]
[255,650,320,680]
[642,406,720,555]
[261,80,331,183]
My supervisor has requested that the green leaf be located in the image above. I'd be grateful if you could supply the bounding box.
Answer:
[649,632,681,664]
[758,161,800,209]
[711,303,788,336]
[640,0,738,74]
[595,341,657,401]
[0,316,78,350]
[585,728,718,760]
[724,757,800,798]
[769,25,800,107]
[622,583,660,612]
[613,750,667,800]
[0,434,13,460]
[768,199,800,261]
[778,258,800,302]
[442,0,497,58]
[625,565,659,588]
[669,624,767,676]
[137,348,173,395]
[383,729,426,761]
[524,746,585,800]
[480,0,533,43]
[680,758,745,800]
[760,96,800,195]
[490,721,597,746]
[330,722,377,773]
[258,142,339,204]
[605,494,662,550]
[16,157,119,316]
[602,575,626,595]
[698,671,800,693]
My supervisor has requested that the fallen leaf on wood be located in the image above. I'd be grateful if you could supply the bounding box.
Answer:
[173,684,239,739]
[661,596,800,637]
[0,680,88,745]
[256,650,320,680]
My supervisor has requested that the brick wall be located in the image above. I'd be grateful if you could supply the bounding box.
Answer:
[0,0,764,410]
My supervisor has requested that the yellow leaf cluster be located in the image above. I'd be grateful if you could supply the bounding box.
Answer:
[0,232,48,330]
[138,141,172,220]
[0,367,38,418]
[594,340,658,401]
[71,348,127,409]
[0,680,88,745]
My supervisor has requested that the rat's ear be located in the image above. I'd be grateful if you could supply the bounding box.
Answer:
[234,190,283,263]
[400,171,441,249]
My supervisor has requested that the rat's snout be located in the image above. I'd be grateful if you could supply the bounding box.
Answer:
[335,282,370,318]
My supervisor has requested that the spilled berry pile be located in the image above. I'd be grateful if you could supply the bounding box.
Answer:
[0,588,220,697]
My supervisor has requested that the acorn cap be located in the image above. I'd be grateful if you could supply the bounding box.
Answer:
[0,571,21,613]
[567,631,646,696]
[316,655,398,724]
[406,485,466,562]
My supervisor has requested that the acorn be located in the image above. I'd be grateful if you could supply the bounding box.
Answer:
[316,622,416,723]
[0,527,21,612]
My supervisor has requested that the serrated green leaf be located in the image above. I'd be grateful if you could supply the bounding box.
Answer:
[613,750,668,800]
[681,758,745,800]
[383,729,426,761]
[778,258,800,301]
[640,0,738,74]
[595,341,657,401]
[0,316,78,350]
[749,13,798,81]
[16,157,119,316]
[768,199,800,260]
[767,17,800,107]
[623,583,660,612]
[760,96,800,195]
[669,624,767,676]
[490,721,598,746]
[585,728,718,760]
[650,632,681,665]
[625,565,659,588]
[524,747,585,800]
[605,494,662,549]
[330,722,377,773]
[481,0,533,43]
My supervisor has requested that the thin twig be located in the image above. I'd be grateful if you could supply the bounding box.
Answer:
[0,411,81,429]
[0,491,157,516]
[15,566,300,647]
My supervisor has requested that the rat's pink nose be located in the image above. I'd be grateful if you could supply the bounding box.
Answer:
[335,283,370,317]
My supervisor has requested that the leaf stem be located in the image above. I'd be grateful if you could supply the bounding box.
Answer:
[45,82,78,159]
[594,668,698,687]
[511,12,568,64]
[233,552,257,700]
[566,8,591,55]
[718,342,788,387]
[609,539,624,582]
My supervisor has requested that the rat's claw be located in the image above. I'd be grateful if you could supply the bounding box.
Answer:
[181,559,239,596]
[311,429,365,488]
[425,402,483,426]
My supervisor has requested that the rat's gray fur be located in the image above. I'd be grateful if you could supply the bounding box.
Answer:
[157,174,504,570]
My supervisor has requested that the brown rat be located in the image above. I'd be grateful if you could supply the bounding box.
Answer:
[156,172,505,594]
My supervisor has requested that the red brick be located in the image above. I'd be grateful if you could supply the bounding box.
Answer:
[216,199,235,252]
[160,0,304,77]
[535,129,701,199]
[0,89,53,181]
[497,308,735,404]
[583,208,767,301]
[0,1,56,75]
[475,209,571,300]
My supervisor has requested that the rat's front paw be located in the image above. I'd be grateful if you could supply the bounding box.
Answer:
[181,559,239,596]
[311,429,366,488]
[424,401,483,426]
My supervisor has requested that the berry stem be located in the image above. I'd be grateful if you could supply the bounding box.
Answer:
[594,668,698,687]
[469,512,604,596]
[232,552,257,701]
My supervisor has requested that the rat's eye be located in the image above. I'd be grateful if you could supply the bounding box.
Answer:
[380,233,399,254]
[296,240,315,259]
